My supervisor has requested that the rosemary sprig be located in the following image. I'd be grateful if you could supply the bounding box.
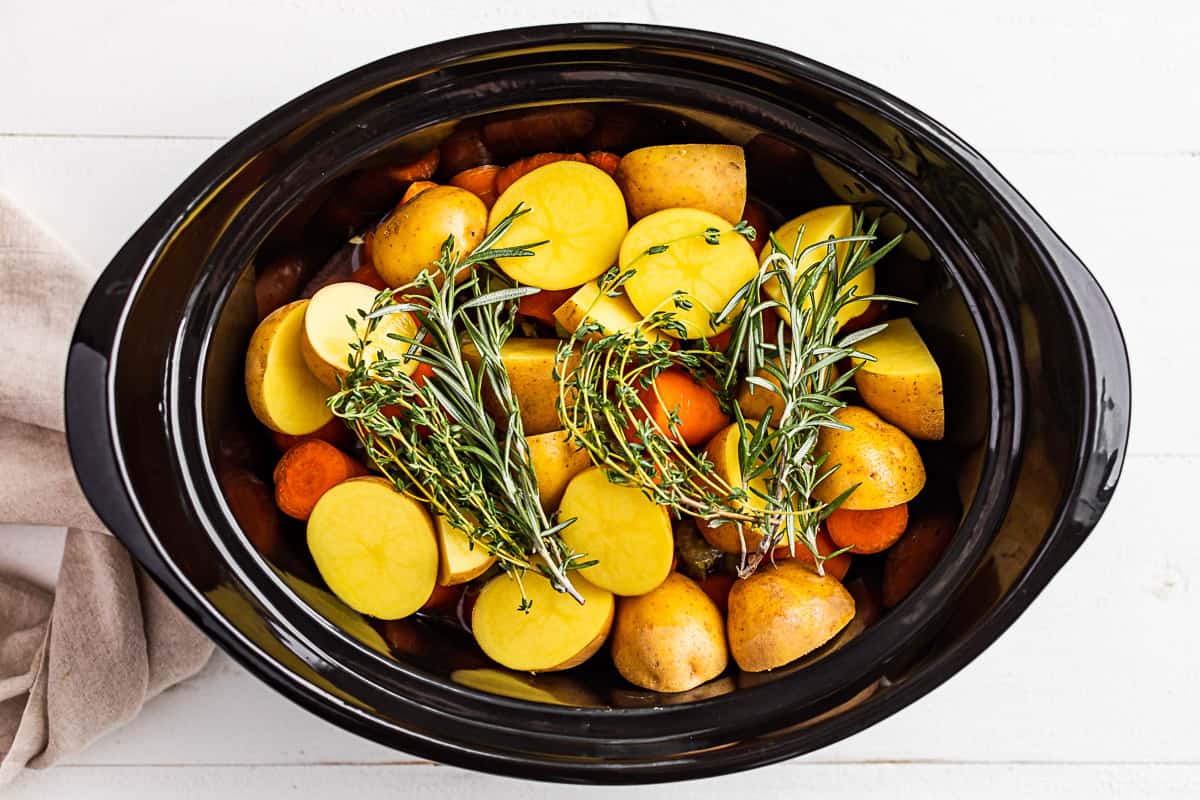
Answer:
[328,204,591,607]
[714,214,909,574]
[556,214,907,578]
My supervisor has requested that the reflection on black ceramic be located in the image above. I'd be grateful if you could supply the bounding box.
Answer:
[65,24,1129,783]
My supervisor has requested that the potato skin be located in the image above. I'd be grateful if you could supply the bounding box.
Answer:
[616,144,747,224]
[462,338,565,436]
[812,406,926,510]
[611,573,728,692]
[727,561,855,672]
[372,186,487,287]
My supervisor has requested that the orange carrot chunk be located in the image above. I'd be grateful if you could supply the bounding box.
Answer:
[272,440,368,521]
[882,511,956,607]
[827,503,909,555]
[517,287,576,326]
[790,526,852,581]
[449,165,502,209]
[386,149,440,182]
[399,180,438,206]
[495,152,587,196]
[632,367,729,447]
[350,263,388,291]
[698,572,734,613]
[585,150,621,175]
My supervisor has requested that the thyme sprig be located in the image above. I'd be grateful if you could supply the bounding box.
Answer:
[714,215,909,574]
[557,214,907,577]
[328,204,591,607]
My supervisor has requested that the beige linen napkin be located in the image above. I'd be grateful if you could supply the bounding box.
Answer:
[0,193,214,785]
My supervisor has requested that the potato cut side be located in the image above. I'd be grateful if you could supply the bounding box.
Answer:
[488,161,628,290]
[525,430,593,512]
[558,467,674,596]
[727,560,855,672]
[762,205,874,331]
[307,477,438,619]
[853,318,945,440]
[434,515,496,586]
[462,338,567,435]
[611,573,728,693]
[615,144,747,224]
[621,208,759,339]
[302,281,418,389]
[552,281,667,343]
[813,406,926,510]
[245,299,334,435]
[471,571,614,672]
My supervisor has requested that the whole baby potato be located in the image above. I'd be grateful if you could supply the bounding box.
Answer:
[611,573,729,692]
[615,144,747,224]
[812,406,926,510]
[372,185,488,287]
[727,560,855,672]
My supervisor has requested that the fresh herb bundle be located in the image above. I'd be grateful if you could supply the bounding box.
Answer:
[557,214,906,576]
[328,204,591,606]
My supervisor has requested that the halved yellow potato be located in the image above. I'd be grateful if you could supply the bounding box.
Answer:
[762,206,873,331]
[301,281,418,389]
[853,318,944,440]
[621,208,760,339]
[557,466,674,596]
[812,406,926,510]
[611,572,728,692]
[615,143,747,224]
[471,570,614,672]
[306,477,438,619]
[434,514,496,586]
[245,299,334,435]
[525,430,592,512]
[727,560,855,672]
[488,161,628,290]
[552,281,667,343]
[462,338,566,435]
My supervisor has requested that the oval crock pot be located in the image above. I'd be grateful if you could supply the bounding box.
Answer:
[64,23,1130,783]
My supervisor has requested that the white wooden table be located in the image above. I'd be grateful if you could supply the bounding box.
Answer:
[2,1,1197,797]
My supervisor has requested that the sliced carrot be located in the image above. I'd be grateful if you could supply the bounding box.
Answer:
[481,107,595,157]
[271,416,353,452]
[827,503,908,554]
[586,150,621,175]
[740,198,771,256]
[840,300,887,334]
[410,360,435,388]
[219,468,281,557]
[439,126,494,174]
[421,582,464,612]
[449,165,502,209]
[350,263,388,291]
[789,526,851,581]
[388,149,441,182]
[272,440,368,521]
[495,152,587,196]
[698,572,734,613]
[400,180,438,206]
[631,367,729,447]
[882,511,956,607]
[517,287,576,326]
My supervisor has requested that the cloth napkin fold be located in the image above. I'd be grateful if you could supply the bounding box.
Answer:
[0,193,214,785]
